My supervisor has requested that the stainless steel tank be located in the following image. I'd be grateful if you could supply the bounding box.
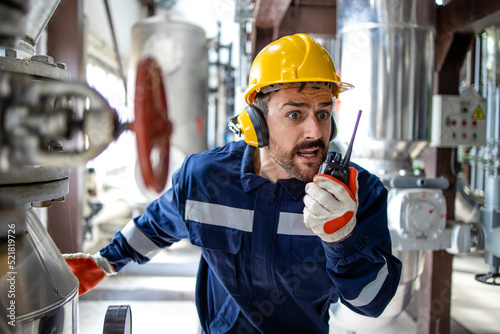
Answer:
[0,209,79,333]
[129,14,209,157]
[335,0,435,175]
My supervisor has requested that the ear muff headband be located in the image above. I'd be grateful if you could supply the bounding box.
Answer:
[330,117,337,142]
[230,105,337,147]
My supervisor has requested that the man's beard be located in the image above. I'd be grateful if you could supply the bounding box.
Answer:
[268,137,328,182]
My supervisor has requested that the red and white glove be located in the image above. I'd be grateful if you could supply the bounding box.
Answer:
[303,167,359,243]
[63,252,116,295]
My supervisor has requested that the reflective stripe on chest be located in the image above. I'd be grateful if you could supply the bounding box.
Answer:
[185,200,315,236]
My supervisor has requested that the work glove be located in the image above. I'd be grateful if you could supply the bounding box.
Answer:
[303,167,359,243]
[63,252,116,295]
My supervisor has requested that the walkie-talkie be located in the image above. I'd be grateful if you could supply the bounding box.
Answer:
[318,110,362,184]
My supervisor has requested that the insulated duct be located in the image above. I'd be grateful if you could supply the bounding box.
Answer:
[335,0,435,176]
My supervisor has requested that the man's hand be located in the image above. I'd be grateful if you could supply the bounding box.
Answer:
[303,167,359,243]
[63,252,116,295]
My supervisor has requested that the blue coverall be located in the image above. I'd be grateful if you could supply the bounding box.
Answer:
[101,140,402,333]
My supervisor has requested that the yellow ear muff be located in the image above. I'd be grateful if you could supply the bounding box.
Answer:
[228,106,268,147]
[237,107,260,147]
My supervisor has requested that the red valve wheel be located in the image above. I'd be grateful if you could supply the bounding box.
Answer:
[133,57,172,193]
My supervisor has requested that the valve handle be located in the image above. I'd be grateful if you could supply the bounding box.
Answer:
[133,57,172,193]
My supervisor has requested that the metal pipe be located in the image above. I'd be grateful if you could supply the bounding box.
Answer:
[17,0,61,56]
[104,0,127,104]
[481,176,500,271]
[487,227,500,258]
[24,0,61,47]
[474,35,482,93]
[481,28,500,175]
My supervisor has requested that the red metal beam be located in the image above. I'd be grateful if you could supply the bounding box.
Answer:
[46,0,85,253]
[280,1,336,38]
[251,0,336,57]
[254,0,293,29]
[436,0,500,73]
[418,148,457,334]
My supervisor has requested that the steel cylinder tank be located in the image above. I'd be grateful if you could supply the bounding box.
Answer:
[129,14,209,159]
[335,0,435,175]
[127,14,209,196]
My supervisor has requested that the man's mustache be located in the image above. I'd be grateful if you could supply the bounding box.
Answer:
[294,139,326,151]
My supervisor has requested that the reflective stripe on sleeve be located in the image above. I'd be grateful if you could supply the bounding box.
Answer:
[277,212,316,236]
[345,257,389,307]
[121,220,162,260]
[185,200,254,232]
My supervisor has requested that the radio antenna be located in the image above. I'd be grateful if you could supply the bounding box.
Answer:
[342,110,362,168]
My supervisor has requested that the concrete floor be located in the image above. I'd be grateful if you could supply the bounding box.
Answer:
[79,239,200,333]
[450,253,500,334]
[79,240,500,334]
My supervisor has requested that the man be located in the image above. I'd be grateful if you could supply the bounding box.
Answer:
[66,33,402,333]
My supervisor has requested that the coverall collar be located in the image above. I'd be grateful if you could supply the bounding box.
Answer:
[240,144,307,200]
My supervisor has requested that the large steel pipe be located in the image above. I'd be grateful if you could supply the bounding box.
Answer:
[336,0,435,175]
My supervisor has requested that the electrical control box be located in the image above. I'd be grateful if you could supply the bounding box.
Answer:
[388,188,449,250]
[431,94,487,147]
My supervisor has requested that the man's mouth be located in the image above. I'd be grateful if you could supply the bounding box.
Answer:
[294,139,326,160]
[297,148,319,158]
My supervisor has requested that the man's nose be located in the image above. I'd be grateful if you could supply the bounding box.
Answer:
[304,115,323,140]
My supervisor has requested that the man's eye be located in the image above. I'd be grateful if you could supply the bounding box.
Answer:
[288,112,300,120]
[318,112,329,120]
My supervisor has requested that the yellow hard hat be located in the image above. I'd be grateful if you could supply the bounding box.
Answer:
[244,33,353,105]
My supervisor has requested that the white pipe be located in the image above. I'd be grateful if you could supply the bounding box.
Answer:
[486,227,500,258]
